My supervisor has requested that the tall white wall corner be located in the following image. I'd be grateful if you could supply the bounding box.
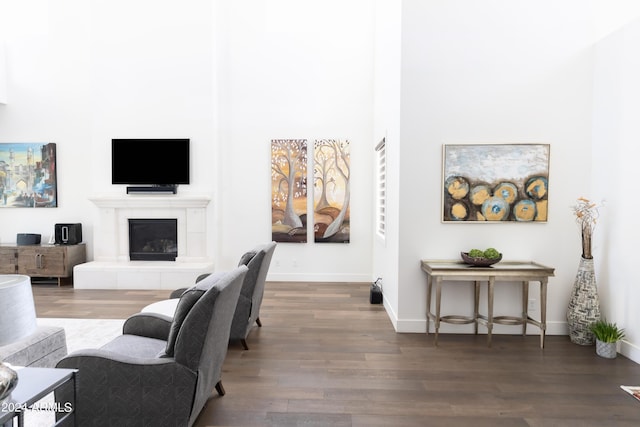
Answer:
[0,42,6,104]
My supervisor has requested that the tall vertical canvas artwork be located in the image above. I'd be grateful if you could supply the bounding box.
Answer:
[313,139,350,243]
[442,144,549,222]
[271,139,308,242]
[0,143,57,208]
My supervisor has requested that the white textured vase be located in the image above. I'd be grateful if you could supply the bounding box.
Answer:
[567,257,601,345]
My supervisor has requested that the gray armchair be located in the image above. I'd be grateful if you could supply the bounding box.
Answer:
[55,265,248,427]
[171,242,276,350]
[230,241,276,350]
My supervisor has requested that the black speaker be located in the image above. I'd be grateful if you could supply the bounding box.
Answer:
[370,279,383,304]
[17,233,41,245]
[126,185,177,194]
[55,223,82,245]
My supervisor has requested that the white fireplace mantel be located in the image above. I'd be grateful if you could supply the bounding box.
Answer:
[89,194,212,263]
[73,194,214,290]
[89,194,211,209]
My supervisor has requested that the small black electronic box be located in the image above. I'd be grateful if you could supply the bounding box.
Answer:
[55,223,82,245]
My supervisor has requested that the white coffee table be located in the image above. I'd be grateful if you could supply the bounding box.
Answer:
[141,299,179,317]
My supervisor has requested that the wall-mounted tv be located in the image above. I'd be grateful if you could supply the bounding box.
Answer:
[111,138,190,187]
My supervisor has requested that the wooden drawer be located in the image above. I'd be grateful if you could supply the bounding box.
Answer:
[0,247,18,274]
[17,246,67,277]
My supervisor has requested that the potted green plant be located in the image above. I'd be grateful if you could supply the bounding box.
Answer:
[589,319,625,359]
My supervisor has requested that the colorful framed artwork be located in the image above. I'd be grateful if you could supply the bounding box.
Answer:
[442,144,549,222]
[271,139,308,242]
[313,139,350,243]
[0,143,57,208]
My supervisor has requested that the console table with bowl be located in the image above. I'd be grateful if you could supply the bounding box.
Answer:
[0,365,77,427]
[420,259,555,348]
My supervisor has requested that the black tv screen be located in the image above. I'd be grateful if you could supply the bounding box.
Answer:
[112,139,190,185]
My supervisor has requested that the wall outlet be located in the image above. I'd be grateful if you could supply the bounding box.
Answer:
[528,299,536,312]
[292,259,298,268]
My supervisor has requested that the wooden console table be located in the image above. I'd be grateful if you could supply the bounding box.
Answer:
[0,243,86,286]
[420,260,555,348]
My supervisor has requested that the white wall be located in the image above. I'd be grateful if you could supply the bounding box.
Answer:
[86,0,218,263]
[592,16,640,362]
[0,42,7,104]
[0,0,94,247]
[0,0,217,260]
[214,0,375,280]
[0,0,376,283]
[372,0,402,327]
[389,0,597,334]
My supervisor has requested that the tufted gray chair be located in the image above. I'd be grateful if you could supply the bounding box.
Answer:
[55,265,247,427]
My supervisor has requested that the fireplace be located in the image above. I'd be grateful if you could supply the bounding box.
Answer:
[129,219,178,261]
[74,195,213,290]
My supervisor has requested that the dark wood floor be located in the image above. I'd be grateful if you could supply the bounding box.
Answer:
[33,282,640,426]
[33,283,169,318]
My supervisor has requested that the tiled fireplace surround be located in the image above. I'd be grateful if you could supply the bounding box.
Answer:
[73,195,214,289]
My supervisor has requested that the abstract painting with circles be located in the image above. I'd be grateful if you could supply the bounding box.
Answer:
[442,144,549,222]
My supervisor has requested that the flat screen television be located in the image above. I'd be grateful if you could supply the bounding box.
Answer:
[111,138,190,186]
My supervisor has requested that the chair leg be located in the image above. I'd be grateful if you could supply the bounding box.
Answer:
[256,317,262,327]
[240,339,249,350]
[215,381,225,396]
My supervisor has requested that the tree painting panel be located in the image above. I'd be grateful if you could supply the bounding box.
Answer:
[442,144,550,222]
[0,143,57,208]
[271,139,308,242]
[313,139,350,243]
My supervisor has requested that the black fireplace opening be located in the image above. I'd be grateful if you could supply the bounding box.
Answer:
[128,218,178,261]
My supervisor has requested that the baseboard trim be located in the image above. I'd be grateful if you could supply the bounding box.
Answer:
[620,340,640,364]
[267,273,371,282]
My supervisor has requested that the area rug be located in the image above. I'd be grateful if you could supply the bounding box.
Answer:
[37,317,125,354]
[16,318,124,427]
